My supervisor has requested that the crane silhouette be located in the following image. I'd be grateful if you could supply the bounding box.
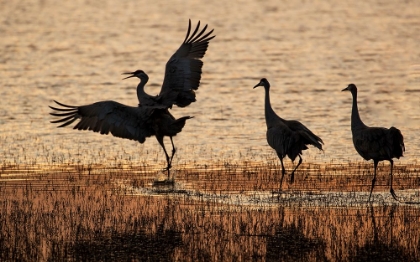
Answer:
[49,20,215,181]
[254,78,323,188]
[342,83,405,201]
[122,20,215,109]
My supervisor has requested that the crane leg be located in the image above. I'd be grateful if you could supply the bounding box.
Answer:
[290,155,302,184]
[368,160,378,202]
[169,137,177,168]
[156,136,171,179]
[279,157,286,190]
[389,160,398,201]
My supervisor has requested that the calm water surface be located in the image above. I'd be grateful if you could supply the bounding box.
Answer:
[1,0,420,166]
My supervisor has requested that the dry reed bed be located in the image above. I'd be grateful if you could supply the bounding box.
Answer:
[0,162,419,261]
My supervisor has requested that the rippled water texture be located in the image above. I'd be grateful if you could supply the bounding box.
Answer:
[1,0,420,166]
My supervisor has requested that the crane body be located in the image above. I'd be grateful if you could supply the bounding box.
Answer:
[342,83,404,201]
[254,78,323,188]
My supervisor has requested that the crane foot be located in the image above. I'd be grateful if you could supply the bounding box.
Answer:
[390,188,399,201]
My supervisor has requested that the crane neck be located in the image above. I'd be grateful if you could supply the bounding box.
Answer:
[350,89,367,130]
[264,86,280,128]
[136,76,149,104]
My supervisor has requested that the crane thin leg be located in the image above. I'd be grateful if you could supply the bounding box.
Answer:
[169,137,177,168]
[278,157,286,190]
[368,160,378,202]
[156,136,171,179]
[389,160,398,201]
[290,155,302,184]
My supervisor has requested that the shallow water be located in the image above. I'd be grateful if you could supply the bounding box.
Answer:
[0,165,419,261]
[1,0,420,167]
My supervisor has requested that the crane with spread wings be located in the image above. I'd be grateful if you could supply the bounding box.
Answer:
[49,20,215,181]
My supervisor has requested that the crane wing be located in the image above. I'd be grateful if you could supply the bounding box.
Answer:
[267,124,296,156]
[159,19,215,108]
[49,100,155,143]
[353,127,396,160]
[284,120,324,150]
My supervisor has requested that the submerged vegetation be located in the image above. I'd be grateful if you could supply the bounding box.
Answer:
[0,161,419,261]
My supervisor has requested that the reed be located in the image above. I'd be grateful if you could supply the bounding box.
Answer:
[0,161,419,261]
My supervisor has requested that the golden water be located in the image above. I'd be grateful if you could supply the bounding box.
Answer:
[1,0,420,167]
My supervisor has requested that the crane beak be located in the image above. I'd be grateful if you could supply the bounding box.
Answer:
[122,72,136,80]
[253,82,261,89]
[342,87,349,92]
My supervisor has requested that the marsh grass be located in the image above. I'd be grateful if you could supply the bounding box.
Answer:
[0,161,419,261]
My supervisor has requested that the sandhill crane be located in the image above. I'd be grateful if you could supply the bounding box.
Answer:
[253,78,323,188]
[49,20,215,180]
[342,83,405,201]
[122,20,215,109]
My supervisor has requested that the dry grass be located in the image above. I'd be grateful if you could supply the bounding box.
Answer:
[0,162,419,261]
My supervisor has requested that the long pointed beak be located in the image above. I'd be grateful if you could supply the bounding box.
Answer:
[253,83,261,89]
[122,72,136,80]
[342,87,349,91]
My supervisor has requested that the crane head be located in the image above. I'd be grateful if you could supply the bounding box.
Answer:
[342,83,357,92]
[122,70,148,80]
[253,78,270,89]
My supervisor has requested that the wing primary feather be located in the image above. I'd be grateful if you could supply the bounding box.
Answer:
[50,115,76,124]
[186,21,201,43]
[195,30,215,43]
[49,105,74,112]
[76,118,91,130]
[57,118,78,128]
[53,100,77,108]
[50,111,76,117]
[189,24,208,43]
[183,19,192,43]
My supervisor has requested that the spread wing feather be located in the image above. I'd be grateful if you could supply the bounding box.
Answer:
[49,100,155,143]
[159,19,215,108]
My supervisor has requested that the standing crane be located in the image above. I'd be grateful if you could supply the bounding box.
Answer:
[342,83,405,201]
[49,20,215,181]
[253,78,323,188]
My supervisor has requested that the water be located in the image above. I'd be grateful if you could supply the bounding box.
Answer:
[1,0,420,260]
[1,0,420,166]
